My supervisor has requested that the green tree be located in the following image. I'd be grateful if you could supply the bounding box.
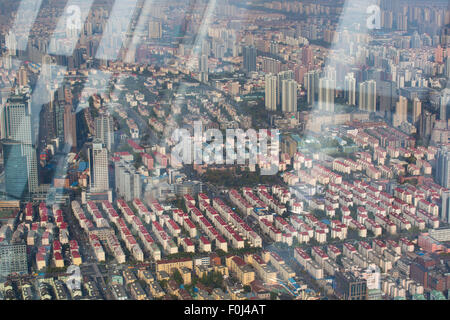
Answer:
[173,269,183,284]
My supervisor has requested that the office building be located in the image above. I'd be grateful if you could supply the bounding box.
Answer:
[359,80,377,112]
[64,104,77,149]
[335,271,368,300]
[89,140,109,192]
[2,140,29,199]
[95,115,114,151]
[54,100,65,145]
[1,94,38,196]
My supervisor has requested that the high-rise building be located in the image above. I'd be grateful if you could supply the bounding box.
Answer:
[344,73,356,106]
[359,80,377,112]
[378,81,397,119]
[305,70,320,106]
[89,140,109,192]
[149,20,162,39]
[323,66,336,81]
[242,45,257,73]
[265,74,277,111]
[335,271,368,300]
[114,159,141,202]
[64,104,77,149]
[281,79,297,113]
[440,90,449,121]
[0,244,28,279]
[441,190,450,223]
[294,65,307,85]
[2,140,29,199]
[302,46,313,66]
[445,57,450,79]
[269,41,278,55]
[419,111,436,140]
[1,94,38,196]
[393,96,408,127]
[95,115,114,151]
[262,57,282,74]
[54,100,65,144]
[435,45,444,64]
[436,147,450,189]
[396,14,407,31]
[18,66,28,87]
[412,97,422,124]
[318,77,335,112]
[199,54,208,83]
[277,70,294,106]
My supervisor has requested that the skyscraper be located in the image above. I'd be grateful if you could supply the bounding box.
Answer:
[344,73,356,106]
[412,97,422,125]
[281,79,297,113]
[199,54,208,83]
[114,159,142,202]
[1,93,38,196]
[419,111,435,140]
[64,104,77,149]
[440,90,449,122]
[305,70,320,106]
[95,115,114,151]
[149,20,162,39]
[2,140,29,199]
[359,80,377,112]
[441,190,450,223]
[277,70,294,106]
[243,45,257,73]
[393,96,408,127]
[265,74,277,111]
[436,147,450,189]
[89,140,109,192]
[18,66,28,87]
[445,57,450,79]
[269,41,279,55]
[318,78,335,112]
[323,66,336,81]
[302,46,313,66]
[54,100,65,144]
